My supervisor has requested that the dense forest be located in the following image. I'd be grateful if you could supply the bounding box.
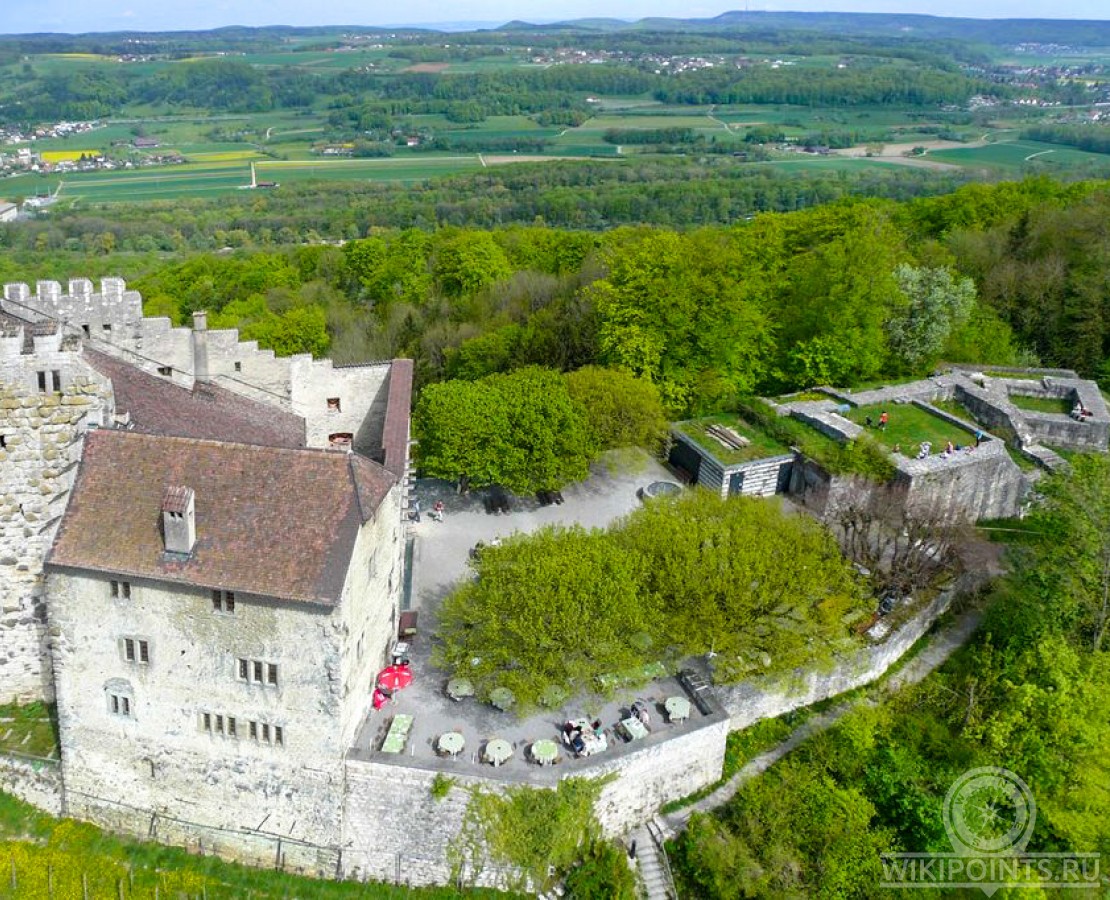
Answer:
[4,177,1100,412]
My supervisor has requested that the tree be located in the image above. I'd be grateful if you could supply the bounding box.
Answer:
[414,367,596,494]
[886,264,977,371]
[434,230,513,297]
[564,365,669,453]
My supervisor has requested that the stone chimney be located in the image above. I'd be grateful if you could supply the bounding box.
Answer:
[192,310,210,383]
[162,486,196,556]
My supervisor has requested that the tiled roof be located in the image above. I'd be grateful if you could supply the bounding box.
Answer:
[161,485,192,514]
[83,348,306,449]
[381,358,413,478]
[47,430,397,606]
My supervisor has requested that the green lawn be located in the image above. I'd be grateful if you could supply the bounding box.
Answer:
[0,702,58,759]
[1007,393,1073,415]
[846,402,974,454]
[0,792,500,899]
[676,413,792,464]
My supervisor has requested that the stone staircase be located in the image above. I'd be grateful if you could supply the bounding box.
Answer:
[632,819,678,900]
[1022,443,1068,472]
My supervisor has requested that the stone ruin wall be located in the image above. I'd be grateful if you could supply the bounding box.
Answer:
[0,327,113,705]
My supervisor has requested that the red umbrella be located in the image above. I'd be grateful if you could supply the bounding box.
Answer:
[377,664,413,692]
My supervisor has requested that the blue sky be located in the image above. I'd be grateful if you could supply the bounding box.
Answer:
[2,0,1108,35]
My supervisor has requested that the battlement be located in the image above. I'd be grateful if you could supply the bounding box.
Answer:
[2,277,143,335]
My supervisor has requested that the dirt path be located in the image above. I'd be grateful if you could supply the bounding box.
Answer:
[663,608,982,832]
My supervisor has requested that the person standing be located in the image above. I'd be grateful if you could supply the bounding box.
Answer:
[879,410,889,431]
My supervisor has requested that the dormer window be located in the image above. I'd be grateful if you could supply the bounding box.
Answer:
[161,486,196,556]
[327,397,341,412]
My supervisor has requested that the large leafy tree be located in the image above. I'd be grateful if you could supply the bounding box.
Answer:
[414,367,596,493]
[886,263,977,371]
[564,365,669,453]
[589,229,773,413]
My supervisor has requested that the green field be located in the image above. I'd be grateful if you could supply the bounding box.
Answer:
[10,156,489,203]
[929,139,1110,170]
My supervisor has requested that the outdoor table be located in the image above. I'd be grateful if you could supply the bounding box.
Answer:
[531,739,560,766]
[618,716,649,742]
[447,677,474,701]
[484,738,513,767]
[489,687,516,711]
[665,696,691,723]
[381,714,414,754]
[438,731,465,757]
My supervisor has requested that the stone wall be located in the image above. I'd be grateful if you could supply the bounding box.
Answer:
[0,753,62,815]
[0,331,113,704]
[46,569,350,857]
[341,714,728,889]
[715,590,953,729]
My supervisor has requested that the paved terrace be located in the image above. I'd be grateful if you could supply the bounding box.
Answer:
[348,451,728,782]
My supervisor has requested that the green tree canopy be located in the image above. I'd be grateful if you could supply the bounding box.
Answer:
[564,365,669,453]
[414,367,596,493]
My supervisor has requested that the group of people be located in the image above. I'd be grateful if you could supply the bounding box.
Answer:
[409,499,446,522]
[863,410,890,431]
[911,437,979,461]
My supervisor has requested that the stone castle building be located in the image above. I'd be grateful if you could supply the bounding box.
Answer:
[1,277,413,871]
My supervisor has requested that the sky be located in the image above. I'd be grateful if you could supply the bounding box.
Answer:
[2,0,1108,36]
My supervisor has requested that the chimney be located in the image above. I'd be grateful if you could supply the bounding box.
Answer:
[192,310,210,383]
[162,486,196,556]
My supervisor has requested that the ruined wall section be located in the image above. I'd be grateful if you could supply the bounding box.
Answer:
[0,327,112,704]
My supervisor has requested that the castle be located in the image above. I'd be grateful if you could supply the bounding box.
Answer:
[1,277,414,871]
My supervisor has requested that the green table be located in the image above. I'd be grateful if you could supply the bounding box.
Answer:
[438,731,465,757]
[665,696,691,722]
[447,677,474,701]
[381,714,414,754]
[489,687,516,711]
[531,739,560,766]
[484,738,513,766]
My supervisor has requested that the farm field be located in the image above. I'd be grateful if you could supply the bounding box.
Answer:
[8,155,492,203]
[928,138,1110,170]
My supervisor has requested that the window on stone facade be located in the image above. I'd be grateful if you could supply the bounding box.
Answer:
[212,590,235,613]
[327,397,341,412]
[0,434,6,449]
[110,580,131,600]
[227,717,237,737]
[261,723,270,743]
[249,720,257,740]
[234,361,242,372]
[237,657,278,687]
[102,323,112,334]
[274,726,284,747]
[36,370,61,393]
[123,638,150,664]
[109,693,132,718]
[202,712,211,731]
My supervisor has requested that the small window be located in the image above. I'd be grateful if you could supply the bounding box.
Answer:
[36,371,60,393]
[124,638,135,662]
[261,723,270,743]
[274,726,284,747]
[214,714,224,734]
[253,660,263,683]
[234,361,242,372]
[110,580,131,600]
[212,590,235,613]
[139,641,149,664]
[327,397,341,412]
[227,717,237,737]
[82,324,91,337]
[249,720,257,740]
[266,663,278,686]
[109,693,133,718]
[102,323,112,334]
[202,712,211,731]
[157,366,172,377]
[238,658,248,680]
[0,435,6,449]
